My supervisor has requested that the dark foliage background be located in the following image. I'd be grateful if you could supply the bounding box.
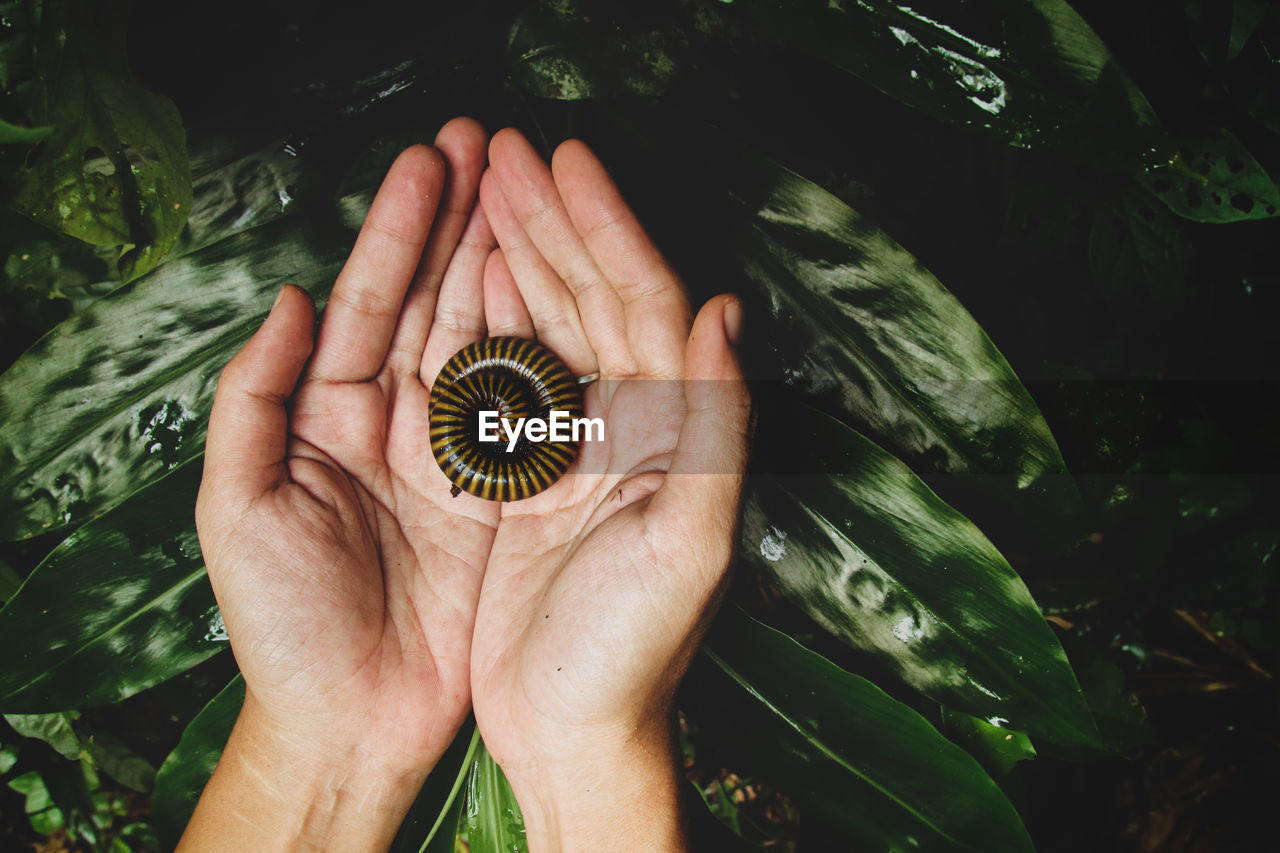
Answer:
[2,0,1277,850]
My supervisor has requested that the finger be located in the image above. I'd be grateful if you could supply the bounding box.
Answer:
[309,144,446,383]
[552,139,692,379]
[646,296,751,578]
[200,286,316,510]
[487,129,635,376]
[479,170,598,376]
[420,204,497,381]
[387,118,490,375]
[483,249,535,338]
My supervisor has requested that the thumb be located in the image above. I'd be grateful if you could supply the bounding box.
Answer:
[199,285,316,516]
[647,294,752,572]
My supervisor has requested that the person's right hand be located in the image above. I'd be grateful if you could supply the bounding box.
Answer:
[469,129,752,851]
[186,118,500,852]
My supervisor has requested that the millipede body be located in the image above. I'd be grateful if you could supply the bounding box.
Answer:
[428,337,583,501]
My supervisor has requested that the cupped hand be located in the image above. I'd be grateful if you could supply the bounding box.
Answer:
[192,117,497,829]
[471,129,752,849]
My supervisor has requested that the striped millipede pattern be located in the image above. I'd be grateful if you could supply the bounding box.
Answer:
[428,336,583,501]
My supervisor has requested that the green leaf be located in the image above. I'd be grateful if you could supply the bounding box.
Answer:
[0,214,349,541]
[81,729,156,793]
[508,0,693,99]
[687,607,1034,852]
[8,0,191,281]
[743,405,1099,749]
[728,152,1070,484]
[390,719,480,853]
[3,711,155,790]
[1229,0,1270,59]
[2,209,117,312]
[0,459,223,711]
[1078,661,1149,752]
[938,708,1036,776]
[461,738,526,853]
[4,711,83,760]
[582,109,1078,526]
[1139,131,1280,222]
[0,116,51,144]
[525,0,1160,156]
[0,559,21,602]
[1088,189,1187,300]
[152,674,244,846]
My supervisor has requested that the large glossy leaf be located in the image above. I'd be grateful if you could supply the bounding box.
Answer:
[0,215,348,541]
[511,0,1160,157]
[507,0,694,99]
[742,404,1099,749]
[152,674,243,846]
[0,460,224,711]
[8,0,191,281]
[461,738,527,853]
[570,108,1081,535]
[685,607,1034,852]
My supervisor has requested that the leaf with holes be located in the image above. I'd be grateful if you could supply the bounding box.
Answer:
[8,0,191,280]
[1139,131,1280,222]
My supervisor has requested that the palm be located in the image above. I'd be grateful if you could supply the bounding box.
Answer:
[467,130,749,767]
[472,380,685,737]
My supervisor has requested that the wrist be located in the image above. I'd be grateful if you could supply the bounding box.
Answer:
[499,714,689,852]
[178,694,432,852]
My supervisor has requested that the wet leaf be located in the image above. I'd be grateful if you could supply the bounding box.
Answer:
[512,0,1160,157]
[8,0,192,281]
[939,707,1036,776]
[743,404,1099,749]
[152,675,243,846]
[0,215,348,541]
[508,0,694,99]
[625,126,1084,537]
[0,460,223,711]
[461,738,527,853]
[390,721,480,853]
[1139,131,1280,222]
[392,725,475,853]
[686,607,1034,852]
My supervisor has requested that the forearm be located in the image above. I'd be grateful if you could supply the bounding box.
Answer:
[177,695,429,853]
[501,717,689,853]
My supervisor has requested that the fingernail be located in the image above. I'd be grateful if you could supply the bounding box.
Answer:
[723,297,743,347]
[271,285,289,311]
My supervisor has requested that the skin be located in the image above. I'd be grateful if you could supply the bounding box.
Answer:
[182,119,750,852]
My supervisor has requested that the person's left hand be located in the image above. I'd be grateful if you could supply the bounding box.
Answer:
[184,118,499,852]
[470,129,752,851]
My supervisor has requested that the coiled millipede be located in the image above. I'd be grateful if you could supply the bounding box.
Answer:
[428,337,584,501]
